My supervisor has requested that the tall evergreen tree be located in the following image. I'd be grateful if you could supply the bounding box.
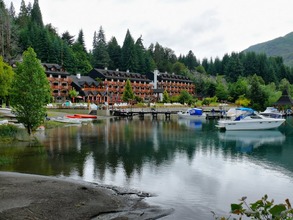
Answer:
[135,35,147,73]
[76,29,86,52]
[91,26,110,68]
[121,29,138,72]
[107,36,121,70]
[16,0,29,28]
[185,50,198,70]
[31,0,43,27]
[61,31,74,46]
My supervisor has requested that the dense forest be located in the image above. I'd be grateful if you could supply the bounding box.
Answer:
[1,0,293,110]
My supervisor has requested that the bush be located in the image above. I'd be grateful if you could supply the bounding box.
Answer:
[213,195,293,220]
[0,124,19,137]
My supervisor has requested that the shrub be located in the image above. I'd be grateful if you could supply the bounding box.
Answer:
[0,124,19,137]
[213,195,293,220]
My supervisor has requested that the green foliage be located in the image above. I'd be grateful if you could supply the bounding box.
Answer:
[235,95,251,107]
[0,56,14,103]
[163,90,170,103]
[214,195,293,220]
[122,79,135,102]
[178,90,193,105]
[68,88,78,102]
[10,47,51,135]
[0,124,19,137]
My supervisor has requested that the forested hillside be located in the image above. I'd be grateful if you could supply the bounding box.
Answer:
[1,0,293,92]
[244,32,293,67]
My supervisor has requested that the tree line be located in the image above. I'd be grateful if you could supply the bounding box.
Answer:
[1,0,293,111]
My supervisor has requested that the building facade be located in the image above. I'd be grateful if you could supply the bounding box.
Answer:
[88,68,153,104]
[42,64,195,104]
[70,74,100,103]
[43,63,72,103]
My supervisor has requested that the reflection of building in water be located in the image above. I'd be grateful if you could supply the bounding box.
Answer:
[218,130,286,153]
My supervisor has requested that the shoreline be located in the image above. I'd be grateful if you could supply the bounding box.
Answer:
[0,172,173,219]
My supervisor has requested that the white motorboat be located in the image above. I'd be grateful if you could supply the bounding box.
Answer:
[216,107,285,131]
[177,108,206,119]
[259,107,283,118]
[50,117,82,124]
[0,107,16,118]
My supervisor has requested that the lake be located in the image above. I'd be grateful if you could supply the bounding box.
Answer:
[1,115,293,219]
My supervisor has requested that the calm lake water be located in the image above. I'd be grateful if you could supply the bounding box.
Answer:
[1,115,293,219]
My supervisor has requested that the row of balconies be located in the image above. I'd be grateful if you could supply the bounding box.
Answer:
[51,85,71,89]
[104,81,153,88]
[158,81,191,86]
[48,77,71,82]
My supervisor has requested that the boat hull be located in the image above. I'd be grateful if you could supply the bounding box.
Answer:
[217,118,285,131]
[177,113,206,120]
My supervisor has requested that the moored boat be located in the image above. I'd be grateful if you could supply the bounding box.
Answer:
[71,114,97,119]
[259,107,284,118]
[216,107,285,131]
[177,108,206,119]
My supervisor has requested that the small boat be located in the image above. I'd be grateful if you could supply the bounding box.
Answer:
[51,117,81,124]
[259,107,284,118]
[216,107,285,131]
[0,107,16,118]
[177,108,206,119]
[74,114,97,119]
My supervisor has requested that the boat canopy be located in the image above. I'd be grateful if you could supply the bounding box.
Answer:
[189,108,203,116]
[235,107,254,113]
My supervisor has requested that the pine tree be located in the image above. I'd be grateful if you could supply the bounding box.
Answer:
[121,29,138,72]
[107,36,121,70]
[31,0,43,27]
[91,26,110,68]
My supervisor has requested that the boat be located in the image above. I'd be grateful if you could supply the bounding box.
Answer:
[177,108,206,119]
[223,107,248,120]
[216,107,285,131]
[51,117,82,124]
[0,107,16,118]
[259,107,283,118]
[72,114,97,119]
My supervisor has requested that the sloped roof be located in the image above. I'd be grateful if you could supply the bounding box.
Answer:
[274,90,293,106]
[70,75,99,88]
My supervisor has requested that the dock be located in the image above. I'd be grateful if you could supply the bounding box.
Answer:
[110,109,178,120]
[110,108,225,120]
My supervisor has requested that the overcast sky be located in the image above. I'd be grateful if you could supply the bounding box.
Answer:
[5,0,293,60]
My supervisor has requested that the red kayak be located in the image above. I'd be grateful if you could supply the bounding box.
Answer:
[66,114,97,119]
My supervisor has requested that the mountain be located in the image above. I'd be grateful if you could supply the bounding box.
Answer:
[243,32,293,67]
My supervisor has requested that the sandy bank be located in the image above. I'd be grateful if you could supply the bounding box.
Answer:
[0,172,173,220]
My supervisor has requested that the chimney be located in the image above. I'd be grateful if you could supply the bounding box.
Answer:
[154,69,159,89]
[116,68,119,71]
[126,69,129,73]
[76,73,81,79]
[105,67,108,70]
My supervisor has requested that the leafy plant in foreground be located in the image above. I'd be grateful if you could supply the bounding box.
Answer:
[212,195,293,220]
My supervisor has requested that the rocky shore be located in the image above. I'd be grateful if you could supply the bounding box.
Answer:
[0,172,173,220]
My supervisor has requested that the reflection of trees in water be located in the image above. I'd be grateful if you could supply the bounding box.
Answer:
[5,120,293,179]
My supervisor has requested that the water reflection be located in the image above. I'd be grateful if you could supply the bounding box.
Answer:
[177,118,206,130]
[218,130,286,153]
[1,118,293,219]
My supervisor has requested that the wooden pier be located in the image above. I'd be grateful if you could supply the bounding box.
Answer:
[110,109,225,120]
[110,110,177,120]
